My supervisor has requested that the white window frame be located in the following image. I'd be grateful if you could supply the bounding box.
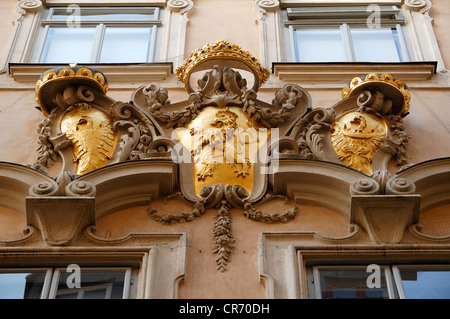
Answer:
[0,268,53,299]
[311,265,397,299]
[310,264,450,299]
[283,5,412,63]
[48,267,133,299]
[392,264,450,299]
[2,0,194,85]
[31,6,162,64]
[0,266,135,299]
[255,1,445,82]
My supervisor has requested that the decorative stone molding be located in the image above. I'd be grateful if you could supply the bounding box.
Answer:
[26,197,95,246]
[0,0,44,73]
[409,223,450,242]
[15,0,43,15]
[272,62,437,83]
[404,0,432,13]
[0,238,187,299]
[403,0,447,72]
[161,0,194,67]
[9,63,173,84]
[254,0,283,67]
[350,194,420,244]
[79,230,187,299]
[0,226,36,247]
[396,157,450,211]
[167,0,194,13]
[259,233,450,299]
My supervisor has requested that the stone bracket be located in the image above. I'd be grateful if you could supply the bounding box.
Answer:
[26,196,95,246]
[350,194,421,244]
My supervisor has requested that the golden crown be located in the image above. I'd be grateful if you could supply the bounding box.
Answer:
[342,73,411,116]
[36,65,108,117]
[175,40,271,93]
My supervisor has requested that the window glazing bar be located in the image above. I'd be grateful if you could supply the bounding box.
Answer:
[340,23,355,62]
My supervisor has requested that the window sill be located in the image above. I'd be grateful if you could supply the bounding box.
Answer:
[272,62,437,83]
[8,62,173,84]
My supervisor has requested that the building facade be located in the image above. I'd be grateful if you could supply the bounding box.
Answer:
[0,0,449,300]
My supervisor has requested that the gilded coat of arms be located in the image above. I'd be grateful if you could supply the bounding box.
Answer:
[331,111,387,174]
[176,106,269,196]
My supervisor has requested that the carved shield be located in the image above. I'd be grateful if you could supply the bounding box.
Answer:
[331,111,387,175]
[60,104,117,175]
[176,106,270,197]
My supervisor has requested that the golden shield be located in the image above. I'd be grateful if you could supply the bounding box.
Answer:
[331,111,387,175]
[60,105,117,175]
[176,106,270,197]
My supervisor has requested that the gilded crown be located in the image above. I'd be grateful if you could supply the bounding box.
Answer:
[175,40,271,93]
[342,73,411,116]
[36,65,108,117]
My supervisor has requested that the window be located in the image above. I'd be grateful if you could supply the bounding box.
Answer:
[0,267,136,299]
[283,6,412,63]
[309,265,450,299]
[32,7,162,64]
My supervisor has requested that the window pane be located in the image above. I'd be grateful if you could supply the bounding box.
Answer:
[294,29,346,62]
[40,27,95,63]
[317,269,390,299]
[398,269,450,299]
[99,27,152,63]
[351,28,401,62]
[54,269,128,299]
[0,271,48,299]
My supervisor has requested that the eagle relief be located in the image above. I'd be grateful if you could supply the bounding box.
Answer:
[176,106,270,196]
[60,104,117,175]
[330,111,387,175]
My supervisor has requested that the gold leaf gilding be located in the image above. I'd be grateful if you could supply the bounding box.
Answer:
[331,111,387,175]
[60,105,117,175]
[176,106,270,196]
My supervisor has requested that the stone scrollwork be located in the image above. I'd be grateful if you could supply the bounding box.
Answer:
[65,180,97,197]
[254,0,280,10]
[168,0,194,13]
[404,0,432,13]
[29,181,59,197]
[385,176,416,195]
[15,0,43,15]
[350,178,381,196]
